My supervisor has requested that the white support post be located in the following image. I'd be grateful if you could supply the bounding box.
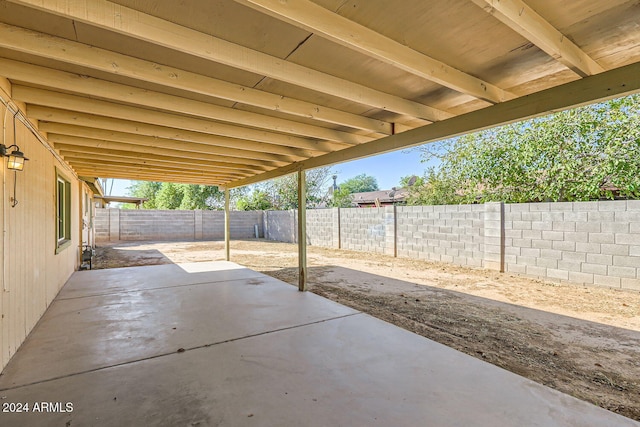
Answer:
[297,170,307,291]
[224,188,230,261]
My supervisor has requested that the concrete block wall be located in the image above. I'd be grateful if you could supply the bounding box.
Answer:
[396,204,485,267]
[264,210,296,243]
[230,211,263,239]
[94,209,110,239]
[96,201,640,290]
[96,209,263,241]
[340,207,387,254]
[504,200,640,290]
[306,209,336,248]
[119,210,196,240]
[202,211,263,239]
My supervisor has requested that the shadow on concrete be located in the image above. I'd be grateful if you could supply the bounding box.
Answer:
[267,264,640,422]
[94,243,174,269]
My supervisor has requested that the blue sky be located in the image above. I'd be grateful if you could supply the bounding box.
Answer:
[106,147,433,196]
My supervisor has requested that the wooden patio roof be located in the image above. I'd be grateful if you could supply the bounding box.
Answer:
[0,0,639,188]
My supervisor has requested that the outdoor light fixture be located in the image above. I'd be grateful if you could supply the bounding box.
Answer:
[1,111,30,207]
[1,144,28,171]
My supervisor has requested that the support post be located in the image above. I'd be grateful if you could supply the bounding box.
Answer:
[297,170,307,291]
[224,188,230,261]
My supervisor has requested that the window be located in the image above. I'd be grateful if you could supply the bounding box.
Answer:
[56,173,72,252]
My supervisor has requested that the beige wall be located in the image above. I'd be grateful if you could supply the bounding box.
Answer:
[0,78,83,371]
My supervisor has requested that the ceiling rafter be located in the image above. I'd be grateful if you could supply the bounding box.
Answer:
[61,153,251,178]
[0,58,369,147]
[72,169,225,185]
[41,125,271,172]
[30,108,304,164]
[67,159,239,177]
[233,0,515,104]
[13,86,330,156]
[225,61,640,188]
[6,0,453,122]
[52,142,261,175]
[0,23,391,135]
[470,0,604,77]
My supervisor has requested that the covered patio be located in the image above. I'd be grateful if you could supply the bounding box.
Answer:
[0,262,636,426]
[1,1,640,425]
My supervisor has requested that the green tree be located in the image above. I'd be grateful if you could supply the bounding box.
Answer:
[330,174,379,207]
[127,181,162,209]
[178,185,223,210]
[156,183,183,209]
[236,189,273,211]
[128,181,226,210]
[244,167,334,210]
[407,94,640,205]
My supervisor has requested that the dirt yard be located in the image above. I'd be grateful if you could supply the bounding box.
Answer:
[93,239,640,422]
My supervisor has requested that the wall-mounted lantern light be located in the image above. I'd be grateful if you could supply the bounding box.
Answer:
[1,143,28,207]
[1,144,28,171]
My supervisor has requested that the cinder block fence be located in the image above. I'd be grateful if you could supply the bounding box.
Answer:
[95,200,640,290]
[95,209,263,241]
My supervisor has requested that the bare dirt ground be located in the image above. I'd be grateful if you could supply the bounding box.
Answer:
[94,239,640,422]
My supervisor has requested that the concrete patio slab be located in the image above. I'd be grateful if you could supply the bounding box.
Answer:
[0,262,636,426]
[58,261,263,299]
[0,264,356,389]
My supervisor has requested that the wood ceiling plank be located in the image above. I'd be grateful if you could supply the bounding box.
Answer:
[53,142,259,176]
[30,108,308,163]
[62,154,249,179]
[0,58,368,146]
[41,126,271,172]
[226,60,640,188]
[0,23,391,134]
[72,168,225,185]
[13,86,329,156]
[68,160,237,178]
[471,0,605,77]
[234,0,514,104]
[6,0,451,121]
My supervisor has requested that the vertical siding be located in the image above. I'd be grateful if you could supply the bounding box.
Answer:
[1,80,79,371]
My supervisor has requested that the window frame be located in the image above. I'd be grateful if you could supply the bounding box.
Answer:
[56,170,72,253]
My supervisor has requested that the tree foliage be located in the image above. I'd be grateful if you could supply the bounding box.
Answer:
[128,181,226,210]
[236,167,334,210]
[330,173,379,207]
[236,189,273,211]
[407,94,640,205]
[127,181,162,209]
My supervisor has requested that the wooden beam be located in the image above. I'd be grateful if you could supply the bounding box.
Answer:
[67,158,240,175]
[471,0,604,77]
[226,60,640,188]
[6,0,452,121]
[69,163,234,182]
[32,110,296,165]
[72,169,225,185]
[0,22,391,134]
[235,0,514,104]
[14,86,326,156]
[297,169,307,292]
[224,188,230,261]
[58,150,253,177]
[0,58,368,146]
[44,130,270,172]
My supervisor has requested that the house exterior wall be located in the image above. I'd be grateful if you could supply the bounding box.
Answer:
[0,78,81,371]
